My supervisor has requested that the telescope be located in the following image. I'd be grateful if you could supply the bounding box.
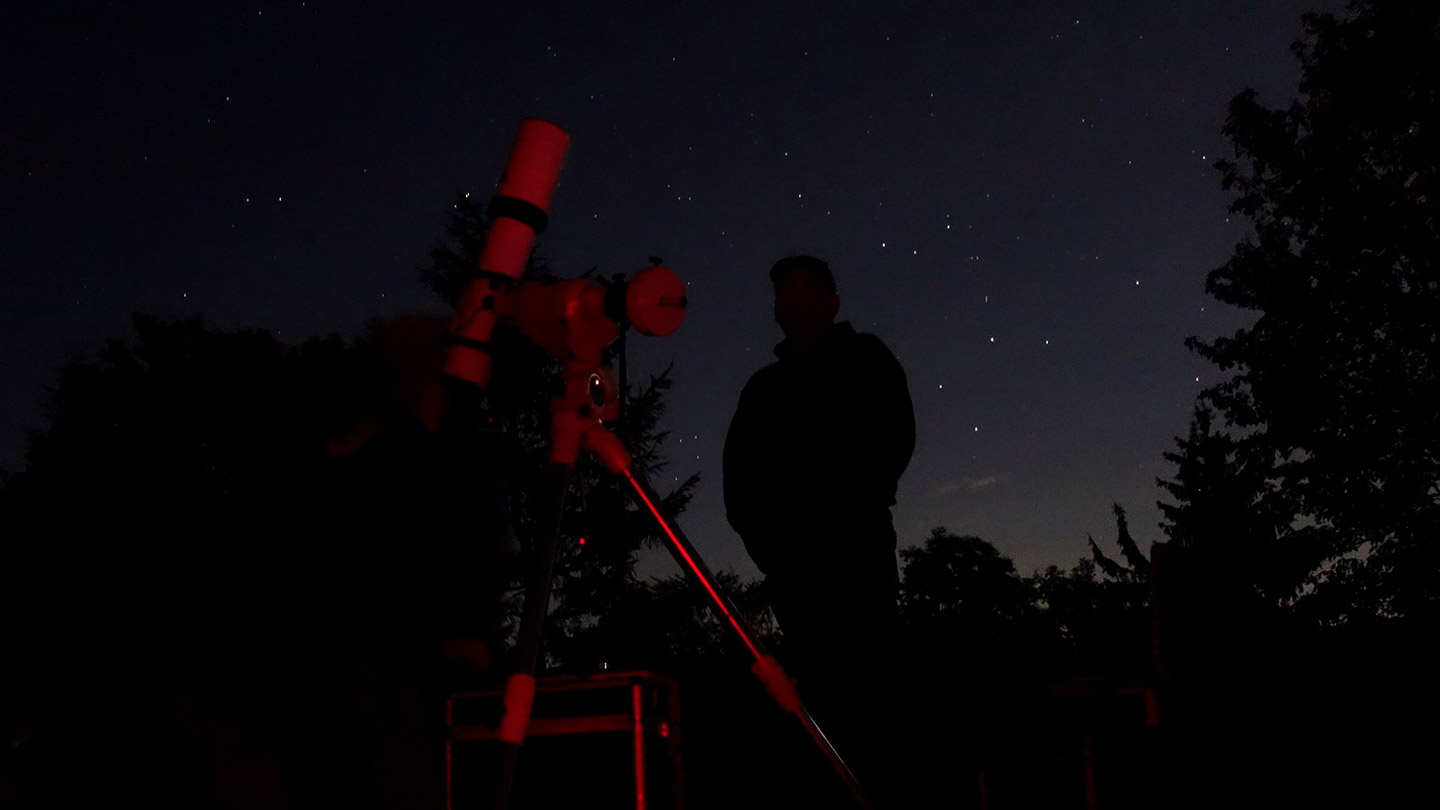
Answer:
[443,119,684,392]
[444,119,874,810]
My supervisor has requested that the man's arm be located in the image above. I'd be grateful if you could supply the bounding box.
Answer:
[722,373,780,574]
[880,341,915,487]
[852,335,915,504]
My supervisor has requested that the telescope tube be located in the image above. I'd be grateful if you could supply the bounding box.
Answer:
[444,118,571,387]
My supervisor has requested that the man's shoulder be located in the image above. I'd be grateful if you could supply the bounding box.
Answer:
[848,329,902,368]
[742,361,785,392]
[850,329,890,352]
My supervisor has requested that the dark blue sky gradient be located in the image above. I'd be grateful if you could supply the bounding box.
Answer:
[3,0,1343,578]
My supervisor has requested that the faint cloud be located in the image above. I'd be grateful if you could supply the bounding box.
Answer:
[927,474,1002,497]
[928,481,966,496]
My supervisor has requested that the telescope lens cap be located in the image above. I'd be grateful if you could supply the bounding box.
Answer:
[626,266,686,337]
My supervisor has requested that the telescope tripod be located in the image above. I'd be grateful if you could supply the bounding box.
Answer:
[491,350,874,810]
[438,115,874,810]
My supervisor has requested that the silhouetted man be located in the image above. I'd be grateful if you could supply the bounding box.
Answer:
[722,255,914,805]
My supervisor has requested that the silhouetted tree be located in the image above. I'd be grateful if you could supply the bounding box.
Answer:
[890,528,1043,801]
[1030,505,1151,679]
[545,569,780,676]
[1157,405,1309,622]
[1172,0,1440,622]
[419,192,701,669]
[1086,535,1129,580]
[2,315,339,657]
[0,311,525,679]
[1029,559,1105,670]
[1111,503,1149,575]
[899,527,1034,638]
[0,314,462,808]
[897,527,1047,717]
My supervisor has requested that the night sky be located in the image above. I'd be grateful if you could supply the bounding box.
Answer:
[4,0,1344,580]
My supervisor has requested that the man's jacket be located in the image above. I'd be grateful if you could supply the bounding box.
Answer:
[722,320,915,578]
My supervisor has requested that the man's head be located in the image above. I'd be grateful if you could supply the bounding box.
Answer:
[769,255,840,342]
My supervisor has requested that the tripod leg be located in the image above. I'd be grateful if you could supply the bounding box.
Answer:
[619,467,875,810]
[495,461,572,810]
